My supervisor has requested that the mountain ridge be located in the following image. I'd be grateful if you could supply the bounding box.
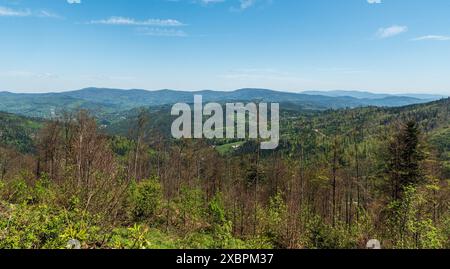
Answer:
[0,87,445,118]
[301,90,447,100]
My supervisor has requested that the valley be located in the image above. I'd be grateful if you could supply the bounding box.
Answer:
[0,89,449,249]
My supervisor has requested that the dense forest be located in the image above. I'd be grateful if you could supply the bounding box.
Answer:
[0,98,449,249]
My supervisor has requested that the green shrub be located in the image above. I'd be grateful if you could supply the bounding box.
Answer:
[129,177,163,222]
[303,215,359,249]
[172,186,207,232]
[385,185,445,249]
[0,203,100,249]
[204,193,249,249]
[106,225,177,249]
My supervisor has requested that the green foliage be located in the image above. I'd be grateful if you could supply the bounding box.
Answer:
[205,193,246,249]
[0,112,41,153]
[244,236,275,249]
[178,231,250,249]
[386,120,425,200]
[1,97,450,249]
[0,202,100,249]
[430,127,450,176]
[107,225,177,249]
[441,215,450,249]
[303,214,359,249]
[260,192,289,247]
[1,175,55,205]
[0,175,260,249]
[129,177,163,222]
[4,178,30,204]
[385,185,445,249]
[172,186,206,232]
[110,136,135,157]
[208,193,226,225]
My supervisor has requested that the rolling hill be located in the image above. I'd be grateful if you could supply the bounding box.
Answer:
[0,112,43,153]
[0,88,441,119]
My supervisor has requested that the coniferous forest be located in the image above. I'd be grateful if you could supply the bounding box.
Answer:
[0,97,449,249]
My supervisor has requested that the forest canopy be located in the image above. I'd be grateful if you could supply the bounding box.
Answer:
[0,98,449,249]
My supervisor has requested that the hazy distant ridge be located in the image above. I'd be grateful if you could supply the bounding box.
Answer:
[0,88,445,118]
[301,90,446,101]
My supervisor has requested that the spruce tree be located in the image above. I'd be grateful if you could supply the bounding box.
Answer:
[387,120,425,200]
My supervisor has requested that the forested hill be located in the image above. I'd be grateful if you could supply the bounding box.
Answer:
[278,98,450,173]
[280,97,450,148]
[0,88,441,118]
[1,94,449,158]
[297,97,450,136]
[0,112,42,153]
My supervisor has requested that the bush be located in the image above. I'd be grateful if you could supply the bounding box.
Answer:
[172,186,207,232]
[129,177,163,222]
[385,185,445,249]
[0,174,55,206]
[106,224,177,249]
[303,214,359,249]
[205,193,248,249]
[266,192,288,247]
[0,202,101,249]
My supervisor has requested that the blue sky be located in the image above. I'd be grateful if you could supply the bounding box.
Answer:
[1,0,450,94]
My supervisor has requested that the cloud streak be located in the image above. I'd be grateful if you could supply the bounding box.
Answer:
[89,16,184,27]
[376,25,408,39]
[412,35,450,41]
[0,6,31,17]
[0,6,61,18]
[135,27,187,37]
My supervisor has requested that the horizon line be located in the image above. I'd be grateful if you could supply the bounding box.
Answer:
[0,87,448,97]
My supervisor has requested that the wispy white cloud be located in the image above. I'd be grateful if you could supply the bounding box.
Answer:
[198,0,225,4]
[0,6,60,18]
[367,0,382,4]
[376,25,408,39]
[36,10,62,19]
[412,35,450,41]
[168,0,225,5]
[136,27,187,37]
[230,0,273,11]
[89,16,184,27]
[168,0,270,10]
[88,15,187,37]
[67,0,82,4]
[239,0,257,10]
[0,6,31,17]
[0,71,59,79]
[220,68,306,82]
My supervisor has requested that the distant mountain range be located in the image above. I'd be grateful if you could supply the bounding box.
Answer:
[0,88,446,118]
[300,90,447,101]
